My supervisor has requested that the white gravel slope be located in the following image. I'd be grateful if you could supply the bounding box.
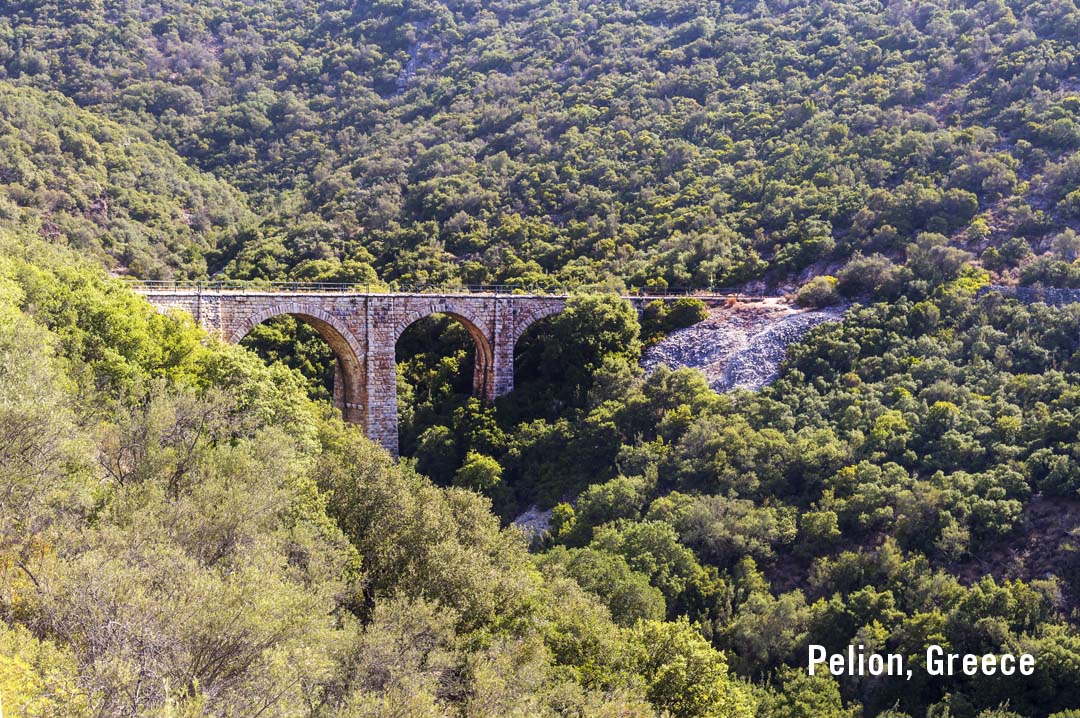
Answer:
[641,299,844,392]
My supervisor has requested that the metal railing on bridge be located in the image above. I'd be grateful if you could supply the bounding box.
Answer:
[124,279,748,299]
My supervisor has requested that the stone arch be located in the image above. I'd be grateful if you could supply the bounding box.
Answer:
[227,304,367,425]
[392,303,497,401]
[510,302,566,347]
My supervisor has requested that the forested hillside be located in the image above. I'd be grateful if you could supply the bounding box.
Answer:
[4,0,1080,287]
[0,233,759,717]
[0,82,249,277]
[4,1,1080,717]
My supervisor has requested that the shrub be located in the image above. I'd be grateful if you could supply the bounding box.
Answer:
[453,450,503,492]
[664,297,709,330]
[796,276,840,307]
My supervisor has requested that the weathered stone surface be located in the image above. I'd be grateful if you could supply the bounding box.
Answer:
[138,289,566,456]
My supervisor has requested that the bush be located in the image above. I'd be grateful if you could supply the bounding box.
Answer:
[537,546,666,625]
[799,511,841,553]
[665,298,709,330]
[453,450,503,492]
[796,276,840,307]
[640,297,707,344]
[836,253,904,298]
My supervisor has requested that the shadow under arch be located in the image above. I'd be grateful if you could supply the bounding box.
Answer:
[228,306,367,424]
[393,308,497,401]
[504,310,568,421]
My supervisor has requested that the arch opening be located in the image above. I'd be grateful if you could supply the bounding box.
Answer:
[233,309,366,425]
[394,311,495,469]
[507,313,565,420]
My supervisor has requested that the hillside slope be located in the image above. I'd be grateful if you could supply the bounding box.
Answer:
[3,1,1079,286]
[0,82,250,277]
[0,232,760,718]
[7,4,1080,717]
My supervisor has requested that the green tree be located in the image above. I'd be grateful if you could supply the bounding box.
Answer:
[630,618,756,718]
[453,450,503,492]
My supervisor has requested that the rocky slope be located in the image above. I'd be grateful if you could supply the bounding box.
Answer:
[641,299,845,392]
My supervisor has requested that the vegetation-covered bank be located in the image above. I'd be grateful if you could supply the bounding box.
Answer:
[7,217,1080,718]
[399,242,1080,717]
[0,233,755,717]
[0,82,249,277]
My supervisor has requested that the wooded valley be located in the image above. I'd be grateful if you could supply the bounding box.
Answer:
[2,1,1080,717]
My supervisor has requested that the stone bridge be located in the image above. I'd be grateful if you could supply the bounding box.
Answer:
[135,286,725,455]
[137,287,573,454]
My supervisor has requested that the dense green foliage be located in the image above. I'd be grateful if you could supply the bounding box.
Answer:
[5,1,1080,717]
[3,0,1080,288]
[10,215,1079,717]
[0,233,757,717]
[0,82,249,277]
[396,246,1080,716]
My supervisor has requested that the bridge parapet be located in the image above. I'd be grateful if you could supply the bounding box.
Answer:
[128,279,731,297]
